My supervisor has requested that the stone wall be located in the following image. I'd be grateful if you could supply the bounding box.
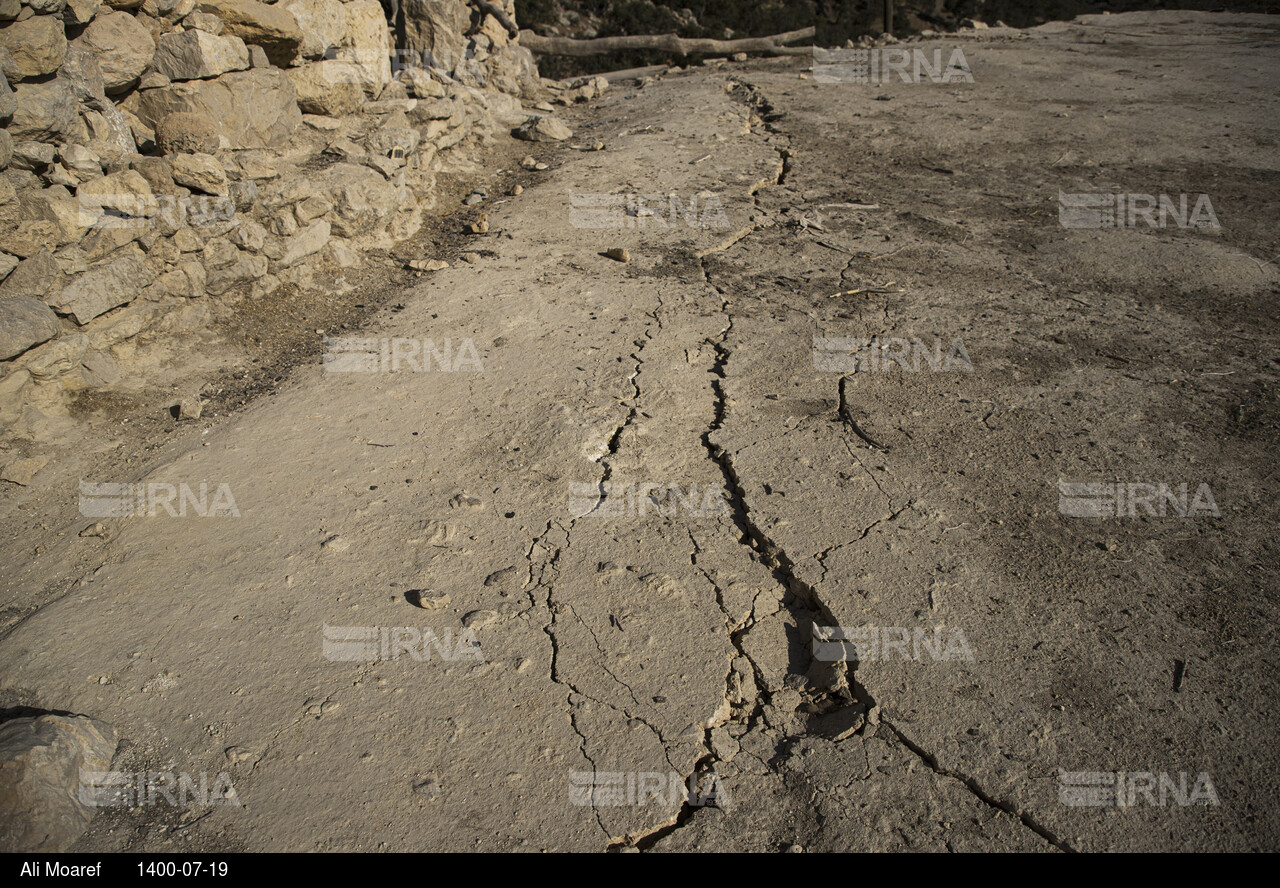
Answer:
[0,0,548,440]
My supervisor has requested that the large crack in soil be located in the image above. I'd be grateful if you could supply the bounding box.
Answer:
[623,73,1075,853]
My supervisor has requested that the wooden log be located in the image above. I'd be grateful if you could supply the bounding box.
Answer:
[517,26,816,58]
[474,1,519,39]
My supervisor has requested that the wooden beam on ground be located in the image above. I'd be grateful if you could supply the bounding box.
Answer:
[517,27,816,58]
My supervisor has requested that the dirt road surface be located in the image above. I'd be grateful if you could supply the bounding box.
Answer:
[2,12,1278,852]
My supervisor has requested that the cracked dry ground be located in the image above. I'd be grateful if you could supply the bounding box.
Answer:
[3,12,1280,852]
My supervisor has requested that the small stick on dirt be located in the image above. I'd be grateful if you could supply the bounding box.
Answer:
[838,375,889,450]
[801,231,856,254]
[1173,659,1186,692]
[865,246,906,261]
[826,282,904,299]
[174,811,213,833]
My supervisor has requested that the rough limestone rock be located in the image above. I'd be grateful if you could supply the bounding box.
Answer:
[6,77,79,143]
[9,141,57,172]
[0,221,62,258]
[58,46,139,160]
[270,217,328,270]
[154,110,220,154]
[487,42,541,98]
[75,169,157,216]
[227,178,257,211]
[120,108,155,150]
[128,155,177,196]
[0,67,14,121]
[287,61,363,117]
[23,332,88,382]
[202,238,266,294]
[0,14,68,80]
[152,28,249,81]
[47,247,156,324]
[170,151,227,194]
[0,714,118,853]
[515,115,573,142]
[331,0,389,98]
[19,188,97,244]
[62,0,101,26]
[56,43,107,105]
[311,162,399,238]
[137,68,301,149]
[475,87,528,128]
[366,109,419,156]
[71,9,156,94]
[181,9,222,34]
[2,176,24,217]
[280,0,345,61]
[402,0,470,74]
[83,107,137,162]
[0,250,62,300]
[60,143,101,179]
[0,296,61,360]
[400,66,445,100]
[195,0,301,67]
[80,223,143,263]
[176,258,206,295]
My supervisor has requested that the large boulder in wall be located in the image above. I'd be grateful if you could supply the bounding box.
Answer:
[195,0,302,68]
[402,0,471,74]
[135,68,301,150]
[329,0,390,98]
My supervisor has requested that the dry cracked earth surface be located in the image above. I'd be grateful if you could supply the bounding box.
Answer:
[2,11,1279,852]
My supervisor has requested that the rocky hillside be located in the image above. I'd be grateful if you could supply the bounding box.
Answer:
[0,0,586,444]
